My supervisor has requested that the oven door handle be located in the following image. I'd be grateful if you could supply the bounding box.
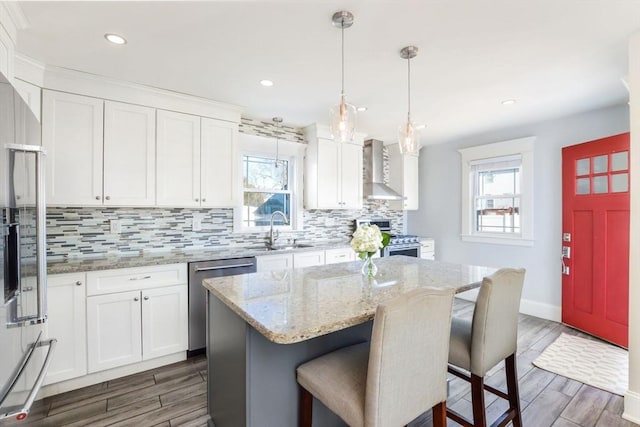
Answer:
[194,263,255,272]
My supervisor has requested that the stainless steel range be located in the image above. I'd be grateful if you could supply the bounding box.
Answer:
[354,219,421,258]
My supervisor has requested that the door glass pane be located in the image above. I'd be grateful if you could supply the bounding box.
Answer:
[576,158,590,176]
[612,173,629,193]
[593,155,608,174]
[593,176,608,194]
[576,178,590,194]
[612,151,629,172]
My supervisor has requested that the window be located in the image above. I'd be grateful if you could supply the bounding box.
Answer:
[459,137,534,246]
[242,155,291,228]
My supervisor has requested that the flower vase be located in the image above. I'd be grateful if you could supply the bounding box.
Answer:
[361,255,378,278]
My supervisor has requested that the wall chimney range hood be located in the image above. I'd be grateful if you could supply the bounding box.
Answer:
[363,139,406,201]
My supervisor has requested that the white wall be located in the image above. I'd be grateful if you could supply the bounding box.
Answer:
[623,31,640,424]
[408,104,629,320]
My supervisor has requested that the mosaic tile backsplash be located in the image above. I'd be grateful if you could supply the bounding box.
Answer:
[45,118,404,259]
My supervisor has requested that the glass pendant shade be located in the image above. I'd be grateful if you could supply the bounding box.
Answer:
[398,118,420,156]
[330,94,357,142]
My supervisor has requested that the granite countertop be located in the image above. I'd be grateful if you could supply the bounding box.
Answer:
[202,256,496,345]
[47,240,351,274]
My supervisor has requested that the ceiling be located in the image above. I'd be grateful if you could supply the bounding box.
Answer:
[13,1,640,145]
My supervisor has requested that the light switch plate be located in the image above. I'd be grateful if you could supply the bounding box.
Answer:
[110,220,122,234]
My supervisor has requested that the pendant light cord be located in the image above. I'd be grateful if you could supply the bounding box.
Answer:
[407,56,411,122]
[341,22,345,97]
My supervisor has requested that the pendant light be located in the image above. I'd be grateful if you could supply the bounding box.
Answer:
[330,10,357,142]
[273,117,283,168]
[398,45,420,156]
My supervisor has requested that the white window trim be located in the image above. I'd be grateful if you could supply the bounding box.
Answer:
[458,136,535,246]
[233,133,305,233]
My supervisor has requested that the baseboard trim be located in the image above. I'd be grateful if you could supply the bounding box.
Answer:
[455,291,562,322]
[39,352,186,399]
[624,390,640,423]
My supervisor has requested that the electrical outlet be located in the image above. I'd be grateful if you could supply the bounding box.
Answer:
[193,214,204,232]
[110,220,122,234]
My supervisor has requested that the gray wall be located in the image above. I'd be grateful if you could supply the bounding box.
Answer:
[407,104,629,315]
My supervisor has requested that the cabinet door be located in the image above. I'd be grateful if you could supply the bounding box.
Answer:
[325,248,356,265]
[316,138,341,208]
[201,118,238,207]
[340,142,363,209]
[104,101,156,206]
[42,90,104,206]
[44,273,87,385]
[256,254,293,272]
[87,291,142,373]
[13,78,41,121]
[293,251,325,268]
[141,285,188,360]
[156,110,201,207]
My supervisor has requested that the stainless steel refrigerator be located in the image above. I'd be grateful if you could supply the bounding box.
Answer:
[0,73,56,422]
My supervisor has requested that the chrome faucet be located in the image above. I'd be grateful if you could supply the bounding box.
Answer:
[269,211,289,248]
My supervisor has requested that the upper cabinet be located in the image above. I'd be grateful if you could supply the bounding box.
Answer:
[156,111,238,208]
[43,91,156,206]
[43,90,104,206]
[104,101,156,206]
[304,124,364,210]
[387,143,419,210]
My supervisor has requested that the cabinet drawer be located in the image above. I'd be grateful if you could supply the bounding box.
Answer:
[293,251,325,268]
[87,263,187,296]
[325,248,355,265]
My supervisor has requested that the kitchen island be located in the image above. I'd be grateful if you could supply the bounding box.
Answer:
[203,256,496,427]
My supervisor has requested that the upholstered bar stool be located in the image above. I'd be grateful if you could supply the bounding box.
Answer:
[296,288,455,427]
[446,268,526,427]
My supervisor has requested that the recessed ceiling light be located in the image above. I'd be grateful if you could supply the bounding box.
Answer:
[260,79,274,87]
[356,106,367,112]
[501,99,517,105]
[104,33,127,45]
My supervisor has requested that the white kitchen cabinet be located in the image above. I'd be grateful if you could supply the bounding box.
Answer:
[388,143,419,210]
[103,101,156,206]
[201,117,239,207]
[257,254,293,272]
[42,90,104,206]
[157,111,238,208]
[87,290,143,373]
[325,248,356,265]
[304,124,364,210]
[293,251,325,268]
[420,238,435,260]
[156,109,201,207]
[86,264,188,373]
[142,285,188,360]
[13,78,41,121]
[43,91,157,206]
[44,273,87,385]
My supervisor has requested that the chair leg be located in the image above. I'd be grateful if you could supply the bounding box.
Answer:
[505,353,522,427]
[432,401,447,427]
[470,374,487,427]
[299,385,313,427]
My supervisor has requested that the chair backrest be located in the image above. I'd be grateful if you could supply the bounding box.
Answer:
[364,287,455,427]
[470,268,526,376]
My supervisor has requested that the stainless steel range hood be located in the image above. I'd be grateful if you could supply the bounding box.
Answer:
[363,139,406,201]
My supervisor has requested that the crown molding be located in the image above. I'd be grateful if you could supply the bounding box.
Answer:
[0,2,28,43]
[14,52,45,86]
[41,64,243,123]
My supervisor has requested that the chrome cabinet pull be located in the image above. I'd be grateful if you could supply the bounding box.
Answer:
[105,196,111,201]
[129,275,151,281]
[95,196,101,200]
[202,198,206,202]
[75,281,82,286]
[134,297,139,301]
[143,296,149,301]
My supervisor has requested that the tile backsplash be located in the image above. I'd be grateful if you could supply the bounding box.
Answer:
[46,118,403,259]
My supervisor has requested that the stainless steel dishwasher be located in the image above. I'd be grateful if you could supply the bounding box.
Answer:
[188,257,257,353]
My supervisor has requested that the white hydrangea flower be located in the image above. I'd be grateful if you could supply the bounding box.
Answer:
[350,224,384,256]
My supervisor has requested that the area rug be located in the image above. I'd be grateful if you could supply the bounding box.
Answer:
[532,332,628,395]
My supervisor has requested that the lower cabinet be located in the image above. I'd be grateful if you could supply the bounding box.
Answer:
[293,251,325,268]
[44,273,87,385]
[256,254,293,272]
[87,285,187,373]
[325,248,356,265]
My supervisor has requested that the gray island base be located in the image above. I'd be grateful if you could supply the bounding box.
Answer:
[203,256,496,427]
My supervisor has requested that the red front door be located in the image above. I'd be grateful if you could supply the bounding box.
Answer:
[561,133,630,348]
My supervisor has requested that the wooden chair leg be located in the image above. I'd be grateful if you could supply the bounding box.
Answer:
[432,401,447,427]
[299,385,313,427]
[470,374,487,427]
[505,353,522,427]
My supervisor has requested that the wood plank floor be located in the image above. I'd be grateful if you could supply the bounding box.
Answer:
[5,299,637,427]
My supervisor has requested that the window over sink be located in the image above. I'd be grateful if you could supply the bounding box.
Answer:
[242,155,292,228]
